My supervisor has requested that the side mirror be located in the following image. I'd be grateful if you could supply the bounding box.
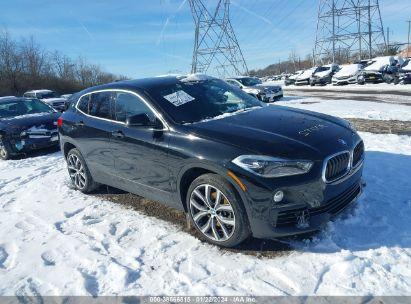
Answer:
[126,113,164,130]
[63,101,70,111]
[126,113,154,127]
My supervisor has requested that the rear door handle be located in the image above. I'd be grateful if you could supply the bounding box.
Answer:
[111,130,125,139]
[75,121,84,127]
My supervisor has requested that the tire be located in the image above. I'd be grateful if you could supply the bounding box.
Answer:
[0,139,11,160]
[186,173,250,247]
[66,148,99,193]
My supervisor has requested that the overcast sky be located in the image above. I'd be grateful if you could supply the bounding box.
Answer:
[1,0,410,77]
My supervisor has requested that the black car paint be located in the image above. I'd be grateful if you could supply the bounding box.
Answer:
[59,77,363,239]
[0,98,60,156]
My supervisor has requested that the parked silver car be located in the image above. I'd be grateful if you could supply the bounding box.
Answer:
[23,89,66,111]
[332,64,364,85]
[226,76,283,102]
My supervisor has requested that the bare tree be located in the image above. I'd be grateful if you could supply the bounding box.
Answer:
[0,29,128,97]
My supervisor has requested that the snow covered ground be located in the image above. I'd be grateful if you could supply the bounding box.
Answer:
[277,96,411,121]
[0,97,411,296]
[265,81,411,93]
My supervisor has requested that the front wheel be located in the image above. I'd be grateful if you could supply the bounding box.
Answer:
[187,174,250,247]
[66,148,99,193]
[0,139,11,160]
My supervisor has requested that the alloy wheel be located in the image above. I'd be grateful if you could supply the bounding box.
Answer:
[189,184,236,242]
[67,154,87,189]
[0,141,7,159]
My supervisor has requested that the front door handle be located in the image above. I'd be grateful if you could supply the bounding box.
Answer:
[111,131,125,139]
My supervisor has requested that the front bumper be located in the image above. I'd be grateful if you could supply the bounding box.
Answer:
[399,74,411,84]
[295,78,310,86]
[363,73,383,83]
[229,160,364,239]
[259,91,283,102]
[310,76,331,85]
[6,133,59,155]
[332,76,358,85]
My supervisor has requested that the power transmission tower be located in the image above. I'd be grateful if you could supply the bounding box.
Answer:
[314,0,386,64]
[407,20,411,57]
[189,0,248,77]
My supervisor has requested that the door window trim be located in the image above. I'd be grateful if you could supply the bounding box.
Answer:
[75,89,169,130]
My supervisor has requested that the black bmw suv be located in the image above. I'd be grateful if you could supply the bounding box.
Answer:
[58,74,364,247]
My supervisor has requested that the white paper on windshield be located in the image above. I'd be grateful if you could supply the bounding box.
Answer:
[163,90,195,107]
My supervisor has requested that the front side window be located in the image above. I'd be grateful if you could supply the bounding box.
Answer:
[89,92,112,119]
[113,92,155,123]
[77,95,89,114]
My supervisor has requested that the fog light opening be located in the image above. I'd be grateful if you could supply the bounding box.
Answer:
[273,190,284,203]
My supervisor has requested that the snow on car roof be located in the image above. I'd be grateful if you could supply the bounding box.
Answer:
[0,96,16,100]
[25,89,54,94]
[179,73,217,82]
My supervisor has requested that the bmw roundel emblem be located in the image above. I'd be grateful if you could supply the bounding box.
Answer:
[338,139,347,146]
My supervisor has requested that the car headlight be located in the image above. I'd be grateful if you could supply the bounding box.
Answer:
[347,121,357,132]
[232,155,313,178]
[339,118,356,132]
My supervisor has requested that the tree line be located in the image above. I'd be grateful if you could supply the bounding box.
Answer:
[0,30,127,97]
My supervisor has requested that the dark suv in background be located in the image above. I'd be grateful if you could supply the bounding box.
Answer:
[58,75,364,247]
[0,97,60,159]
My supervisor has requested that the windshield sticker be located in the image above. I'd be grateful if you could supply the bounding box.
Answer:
[163,90,195,107]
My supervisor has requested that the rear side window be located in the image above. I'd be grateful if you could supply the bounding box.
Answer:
[89,92,112,119]
[113,92,154,123]
[77,95,89,114]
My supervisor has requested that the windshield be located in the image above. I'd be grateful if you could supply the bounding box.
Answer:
[147,79,264,124]
[0,99,54,119]
[316,66,330,73]
[37,91,58,99]
[237,77,262,86]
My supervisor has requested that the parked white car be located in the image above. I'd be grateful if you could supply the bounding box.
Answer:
[284,70,304,86]
[295,67,318,86]
[332,64,364,85]
[310,64,339,86]
[226,76,283,102]
[23,90,66,111]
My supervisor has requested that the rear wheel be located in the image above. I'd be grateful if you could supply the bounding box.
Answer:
[66,148,99,193]
[0,139,11,160]
[187,174,250,247]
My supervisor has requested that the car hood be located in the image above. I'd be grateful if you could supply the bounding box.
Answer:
[185,106,356,160]
[0,112,60,134]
